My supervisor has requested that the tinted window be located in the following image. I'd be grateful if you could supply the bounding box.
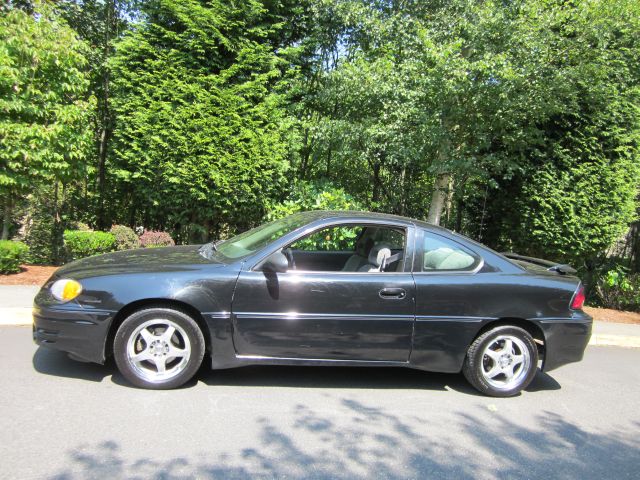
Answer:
[422,232,478,271]
[215,213,313,259]
[287,224,406,272]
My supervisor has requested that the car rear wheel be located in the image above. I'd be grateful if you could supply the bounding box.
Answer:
[463,325,538,397]
[113,307,205,389]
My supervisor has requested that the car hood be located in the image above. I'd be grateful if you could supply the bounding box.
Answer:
[53,245,226,280]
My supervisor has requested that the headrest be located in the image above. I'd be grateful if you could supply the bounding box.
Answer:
[355,231,373,257]
[368,243,392,268]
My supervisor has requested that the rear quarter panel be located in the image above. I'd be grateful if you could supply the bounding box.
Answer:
[410,271,582,372]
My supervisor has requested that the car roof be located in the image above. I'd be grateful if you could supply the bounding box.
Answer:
[298,210,450,233]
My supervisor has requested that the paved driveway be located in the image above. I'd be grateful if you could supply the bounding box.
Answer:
[1,326,639,479]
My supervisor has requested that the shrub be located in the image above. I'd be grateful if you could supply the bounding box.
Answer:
[73,222,93,232]
[0,241,30,274]
[63,230,116,261]
[139,230,175,248]
[110,225,141,251]
[265,180,364,222]
[19,191,63,265]
[595,267,640,312]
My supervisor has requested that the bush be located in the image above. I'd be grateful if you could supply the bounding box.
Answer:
[0,241,30,274]
[139,230,175,248]
[110,225,141,251]
[63,230,116,261]
[595,267,640,312]
[265,180,364,222]
[73,222,93,232]
[18,190,63,265]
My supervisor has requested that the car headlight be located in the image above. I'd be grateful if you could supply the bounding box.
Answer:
[50,279,83,302]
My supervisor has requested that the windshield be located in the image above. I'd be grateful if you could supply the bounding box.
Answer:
[211,213,315,260]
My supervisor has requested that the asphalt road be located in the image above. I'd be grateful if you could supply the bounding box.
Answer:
[1,326,639,480]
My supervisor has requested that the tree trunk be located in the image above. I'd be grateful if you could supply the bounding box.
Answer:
[97,0,115,229]
[372,163,381,204]
[455,196,464,233]
[1,196,12,240]
[427,173,452,225]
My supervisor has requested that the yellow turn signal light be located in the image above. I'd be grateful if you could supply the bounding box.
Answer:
[51,279,83,302]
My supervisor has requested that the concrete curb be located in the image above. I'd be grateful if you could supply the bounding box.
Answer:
[588,334,640,349]
[0,308,32,326]
[2,308,640,348]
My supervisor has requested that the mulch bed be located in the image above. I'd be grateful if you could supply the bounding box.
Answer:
[2,266,639,325]
[0,265,58,286]
[584,306,640,326]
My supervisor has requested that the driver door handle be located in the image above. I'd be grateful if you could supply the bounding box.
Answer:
[379,288,406,300]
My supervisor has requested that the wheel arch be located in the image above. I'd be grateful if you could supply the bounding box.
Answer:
[104,298,212,360]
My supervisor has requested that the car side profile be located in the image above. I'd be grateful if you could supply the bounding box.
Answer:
[33,211,592,397]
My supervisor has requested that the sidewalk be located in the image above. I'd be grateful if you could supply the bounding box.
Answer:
[1,285,639,348]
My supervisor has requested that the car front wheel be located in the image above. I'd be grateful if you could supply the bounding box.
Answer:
[463,325,538,397]
[114,307,205,389]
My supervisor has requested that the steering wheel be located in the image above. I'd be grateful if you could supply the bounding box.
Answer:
[283,247,296,270]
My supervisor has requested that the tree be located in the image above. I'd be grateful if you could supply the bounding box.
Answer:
[108,0,292,242]
[56,0,139,229]
[0,4,93,239]
[481,0,640,265]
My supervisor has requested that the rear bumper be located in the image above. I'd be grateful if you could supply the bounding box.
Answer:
[537,312,592,372]
[32,304,116,364]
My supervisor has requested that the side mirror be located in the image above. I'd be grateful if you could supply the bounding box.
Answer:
[259,250,288,273]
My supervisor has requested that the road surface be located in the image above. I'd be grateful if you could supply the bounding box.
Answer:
[1,326,638,479]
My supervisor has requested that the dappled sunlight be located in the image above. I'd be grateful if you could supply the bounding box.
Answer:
[49,398,640,479]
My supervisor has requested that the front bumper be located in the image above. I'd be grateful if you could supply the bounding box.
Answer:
[32,304,116,364]
[537,312,592,372]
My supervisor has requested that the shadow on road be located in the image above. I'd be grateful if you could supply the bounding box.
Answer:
[32,347,118,383]
[47,401,639,480]
[33,347,560,395]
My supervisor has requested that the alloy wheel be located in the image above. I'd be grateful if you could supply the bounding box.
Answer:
[126,319,192,383]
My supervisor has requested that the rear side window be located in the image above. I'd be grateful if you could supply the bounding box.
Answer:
[421,231,479,272]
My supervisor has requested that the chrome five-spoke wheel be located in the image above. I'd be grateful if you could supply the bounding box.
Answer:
[480,335,531,390]
[114,307,205,389]
[127,319,191,382]
[463,325,539,397]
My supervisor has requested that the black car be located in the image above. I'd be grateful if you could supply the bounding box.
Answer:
[33,211,591,397]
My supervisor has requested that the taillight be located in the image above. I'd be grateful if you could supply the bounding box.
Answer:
[570,284,585,310]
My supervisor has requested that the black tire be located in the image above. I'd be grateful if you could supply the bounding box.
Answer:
[113,307,205,389]
[462,325,538,397]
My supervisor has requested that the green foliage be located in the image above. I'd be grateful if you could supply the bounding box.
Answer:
[110,224,140,251]
[266,181,364,221]
[18,188,65,265]
[266,181,364,250]
[139,231,174,248]
[472,0,640,265]
[596,267,640,312]
[63,230,115,260]
[108,0,290,242]
[0,4,93,235]
[2,0,640,285]
[293,225,363,252]
[0,240,29,274]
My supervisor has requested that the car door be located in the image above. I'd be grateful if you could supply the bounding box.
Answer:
[410,228,488,372]
[231,223,416,362]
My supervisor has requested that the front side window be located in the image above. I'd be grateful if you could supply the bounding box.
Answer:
[290,225,364,252]
[422,231,478,272]
[287,224,406,272]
